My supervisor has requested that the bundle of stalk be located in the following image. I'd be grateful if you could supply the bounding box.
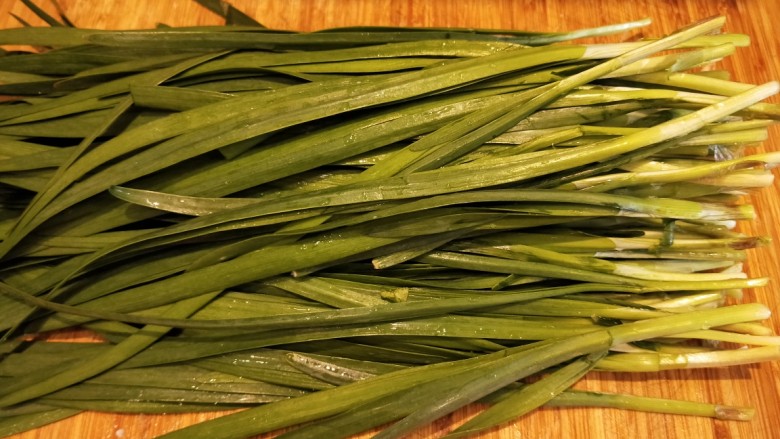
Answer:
[1,2,780,438]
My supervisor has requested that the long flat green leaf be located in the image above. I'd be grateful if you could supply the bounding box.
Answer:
[0,408,81,438]
[447,351,605,437]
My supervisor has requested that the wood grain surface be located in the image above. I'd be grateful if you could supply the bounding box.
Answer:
[2,1,780,438]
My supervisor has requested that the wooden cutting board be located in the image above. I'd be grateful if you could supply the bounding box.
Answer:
[1,1,779,438]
